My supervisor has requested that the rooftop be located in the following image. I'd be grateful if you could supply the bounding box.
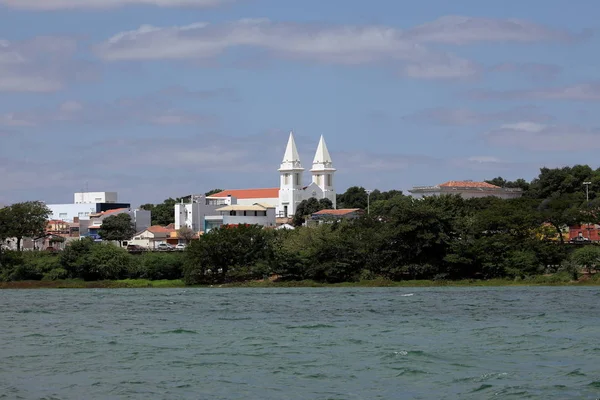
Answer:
[216,204,270,212]
[208,188,279,199]
[312,208,362,216]
[439,180,500,189]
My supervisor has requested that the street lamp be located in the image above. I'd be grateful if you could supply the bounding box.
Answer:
[366,190,372,215]
[583,181,592,240]
[584,181,592,203]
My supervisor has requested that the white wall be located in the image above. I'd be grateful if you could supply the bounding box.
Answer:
[74,192,118,204]
[48,203,98,222]
[174,196,237,231]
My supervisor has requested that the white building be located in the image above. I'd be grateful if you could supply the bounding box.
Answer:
[47,192,131,222]
[174,195,235,232]
[74,192,117,204]
[409,180,523,200]
[208,132,337,218]
[128,226,176,249]
[84,208,151,235]
[204,203,276,233]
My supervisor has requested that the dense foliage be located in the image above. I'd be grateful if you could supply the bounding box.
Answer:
[3,165,600,284]
[0,238,185,282]
[0,201,51,251]
[98,214,136,245]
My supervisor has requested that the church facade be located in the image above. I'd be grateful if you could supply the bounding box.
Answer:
[209,132,337,218]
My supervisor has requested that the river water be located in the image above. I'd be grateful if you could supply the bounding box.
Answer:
[1,287,599,399]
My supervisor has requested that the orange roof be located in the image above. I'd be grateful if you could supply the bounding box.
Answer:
[47,219,68,224]
[208,188,279,199]
[102,208,128,215]
[147,225,175,234]
[312,208,362,216]
[439,181,500,189]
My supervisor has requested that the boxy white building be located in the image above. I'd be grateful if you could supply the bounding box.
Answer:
[204,204,276,232]
[174,195,236,232]
[74,192,118,204]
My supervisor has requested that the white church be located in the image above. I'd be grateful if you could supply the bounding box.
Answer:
[208,132,336,218]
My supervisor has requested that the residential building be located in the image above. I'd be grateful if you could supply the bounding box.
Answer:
[310,208,364,224]
[208,132,337,219]
[83,208,151,240]
[204,203,276,232]
[74,191,118,204]
[569,224,599,242]
[47,191,130,222]
[174,194,235,232]
[128,225,177,249]
[409,180,523,200]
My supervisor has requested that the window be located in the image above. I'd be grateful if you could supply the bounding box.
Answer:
[326,175,332,187]
[284,174,290,185]
[284,205,288,217]
[243,211,247,216]
[295,173,300,186]
[316,175,322,186]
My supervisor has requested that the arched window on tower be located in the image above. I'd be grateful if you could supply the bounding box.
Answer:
[327,175,332,187]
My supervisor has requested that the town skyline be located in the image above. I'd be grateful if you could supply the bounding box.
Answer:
[1,0,598,206]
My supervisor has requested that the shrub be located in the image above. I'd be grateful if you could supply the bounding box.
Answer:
[138,252,184,280]
[42,268,69,281]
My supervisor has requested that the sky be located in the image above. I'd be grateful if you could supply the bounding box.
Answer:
[1,0,599,206]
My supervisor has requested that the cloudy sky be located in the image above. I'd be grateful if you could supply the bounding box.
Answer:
[0,0,598,206]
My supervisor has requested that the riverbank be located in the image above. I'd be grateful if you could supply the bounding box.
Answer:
[1,274,599,289]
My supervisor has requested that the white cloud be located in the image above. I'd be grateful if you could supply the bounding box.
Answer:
[93,16,582,80]
[470,83,600,101]
[406,15,582,44]
[0,36,95,92]
[486,121,600,151]
[0,0,234,10]
[405,105,554,126]
[0,86,229,128]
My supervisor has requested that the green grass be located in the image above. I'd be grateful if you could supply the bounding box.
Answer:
[2,275,599,289]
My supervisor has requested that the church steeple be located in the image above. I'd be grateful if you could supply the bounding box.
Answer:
[312,135,334,169]
[311,135,336,208]
[279,131,303,172]
[278,131,304,218]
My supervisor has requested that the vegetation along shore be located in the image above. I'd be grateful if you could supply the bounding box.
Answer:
[3,165,600,287]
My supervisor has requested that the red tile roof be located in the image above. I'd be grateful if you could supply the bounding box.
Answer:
[312,208,362,216]
[102,208,128,215]
[439,181,500,189]
[147,225,175,234]
[208,188,279,199]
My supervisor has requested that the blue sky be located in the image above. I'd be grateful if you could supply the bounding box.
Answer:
[1,0,599,206]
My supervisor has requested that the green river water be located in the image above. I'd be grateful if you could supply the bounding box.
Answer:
[1,287,599,399]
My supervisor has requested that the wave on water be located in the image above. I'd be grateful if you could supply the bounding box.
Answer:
[400,293,414,297]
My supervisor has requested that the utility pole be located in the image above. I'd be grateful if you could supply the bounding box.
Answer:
[584,181,592,240]
[366,190,372,215]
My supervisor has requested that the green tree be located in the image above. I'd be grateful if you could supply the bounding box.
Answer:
[292,197,333,226]
[177,226,196,243]
[2,201,51,251]
[98,213,136,246]
[538,193,583,244]
[337,186,367,209]
[571,245,600,274]
[184,224,272,284]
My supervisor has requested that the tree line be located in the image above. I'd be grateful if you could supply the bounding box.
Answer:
[3,165,600,284]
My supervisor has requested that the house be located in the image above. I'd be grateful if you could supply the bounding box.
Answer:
[569,224,600,242]
[409,180,523,200]
[204,203,276,232]
[128,225,178,249]
[207,132,338,220]
[310,208,364,224]
[82,208,151,239]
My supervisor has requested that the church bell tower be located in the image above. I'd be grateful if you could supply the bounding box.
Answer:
[311,135,336,208]
[278,131,304,217]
